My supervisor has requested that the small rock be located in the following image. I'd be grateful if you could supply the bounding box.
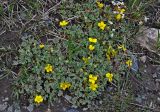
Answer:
[14,109,21,112]
[106,86,113,92]
[152,73,158,78]
[135,96,142,104]
[149,101,153,108]
[156,79,160,82]
[136,27,160,54]
[157,97,160,104]
[4,90,7,93]
[141,95,146,100]
[140,56,147,63]
[0,103,8,111]
[131,54,139,72]
[99,100,103,104]
[62,107,67,111]
[66,108,79,112]
[82,108,88,111]
[58,91,63,96]
[2,97,9,102]
[13,102,21,112]
[26,104,33,112]
[45,108,51,112]
[156,82,159,91]
[64,95,72,101]
[7,105,13,112]
[127,51,139,72]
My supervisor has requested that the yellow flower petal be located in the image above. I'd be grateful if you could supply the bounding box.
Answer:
[118,44,127,51]
[82,57,91,63]
[98,21,106,30]
[89,83,98,91]
[115,14,122,21]
[45,64,53,73]
[89,45,95,51]
[89,74,98,84]
[39,44,44,49]
[106,73,113,82]
[59,20,69,27]
[126,59,132,67]
[60,82,71,90]
[89,37,97,43]
[96,1,104,8]
[34,95,43,103]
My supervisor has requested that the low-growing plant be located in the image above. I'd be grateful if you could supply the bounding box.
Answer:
[13,0,143,109]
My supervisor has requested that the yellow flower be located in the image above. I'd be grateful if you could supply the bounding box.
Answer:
[120,9,125,14]
[106,45,117,60]
[82,57,91,63]
[98,21,106,30]
[89,83,98,91]
[89,74,98,84]
[60,82,71,90]
[126,59,132,67]
[59,20,69,27]
[118,44,127,52]
[45,64,53,73]
[34,95,43,104]
[96,1,104,8]
[39,44,44,49]
[89,37,97,43]
[115,14,122,21]
[106,54,111,61]
[106,73,113,82]
[89,45,95,51]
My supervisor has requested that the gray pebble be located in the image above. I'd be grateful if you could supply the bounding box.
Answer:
[7,105,13,112]
[152,73,157,78]
[130,53,139,73]
[2,97,9,102]
[64,95,72,101]
[0,103,8,111]
[14,109,21,112]
[66,108,79,112]
[157,97,160,104]
[135,96,142,104]
[27,104,34,112]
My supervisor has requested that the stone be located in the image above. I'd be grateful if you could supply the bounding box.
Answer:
[7,105,13,112]
[135,95,142,104]
[62,107,67,112]
[14,109,21,112]
[26,104,34,112]
[45,108,51,112]
[58,91,63,96]
[2,97,9,102]
[64,95,72,101]
[136,27,160,55]
[131,54,139,72]
[106,86,113,92]
[0,103,8,111]
[4,90,7,93]
[152,73,158,78]
[157,97,160,104]
[140,56,147,63]
[99,100,103,104]
[66,108,79,112]
[156,79,160,82]
[82,108,88,111]
[13,102,21,112]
